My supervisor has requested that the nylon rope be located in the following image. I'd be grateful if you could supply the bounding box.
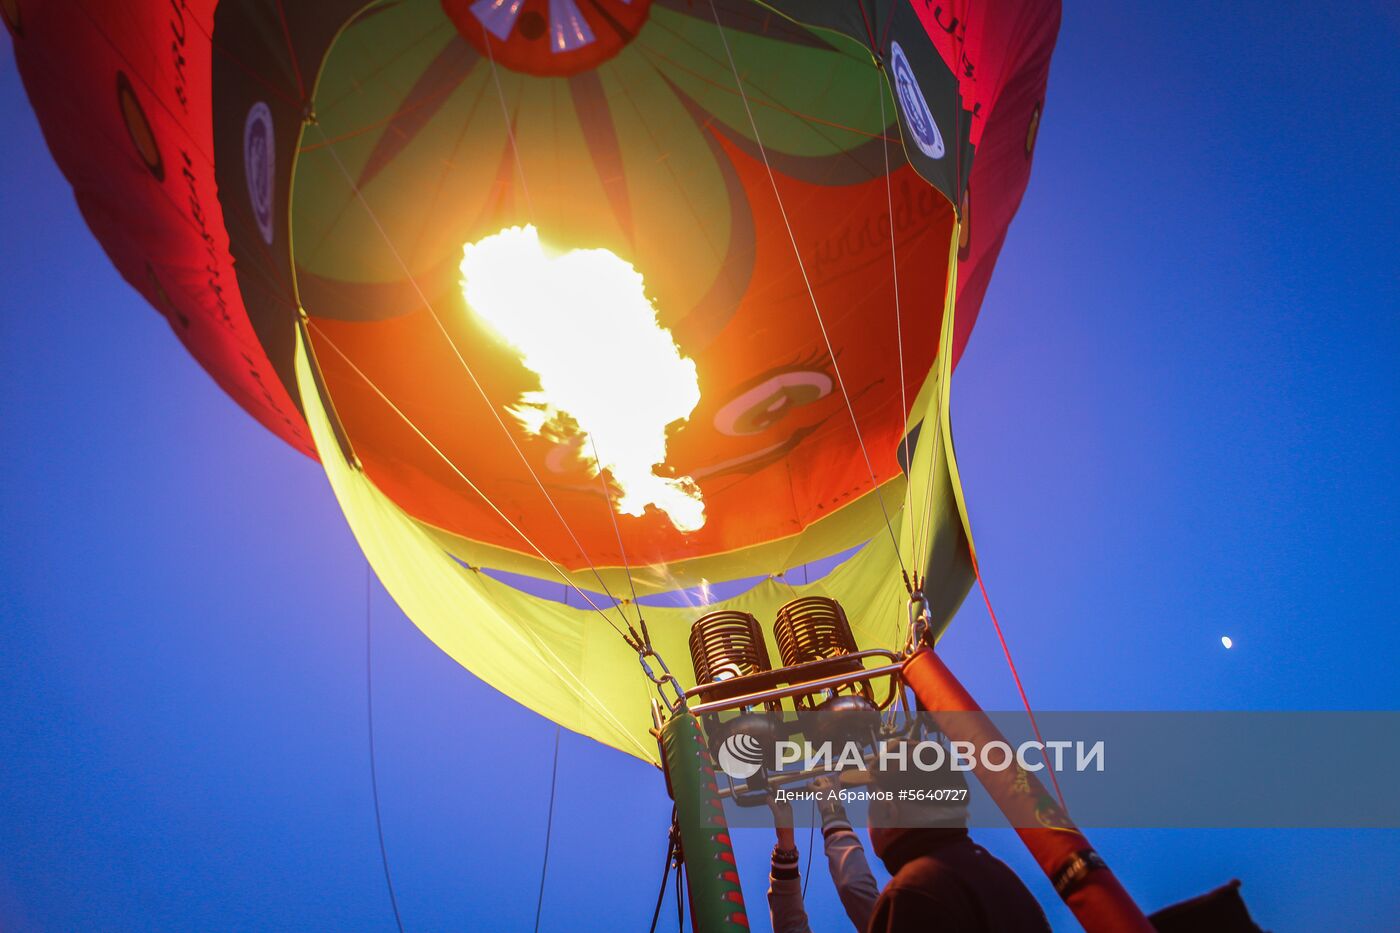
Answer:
[309,317,628,635]
[270,0,307,101]
[480,41,655,635]
[481,32,537,221]
[532,723,561,933]
[801,798,816,897]
[876,65,919,571]
[648,808,678,933]
[589,436,645,630]
[675,857,685,932]
[480,45,652,634]
[358,38,646,633]
[308,321,652,759]
[309,125,640,640]
[940,0,1067,813]
[971,553,1068,813]
[705,0,908,584]
[479,39,656,638]
[365,564,406,933]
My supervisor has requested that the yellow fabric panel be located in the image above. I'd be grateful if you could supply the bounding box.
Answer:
[909,222,976,630]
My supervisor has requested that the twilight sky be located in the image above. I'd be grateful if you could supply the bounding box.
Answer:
[2,2,1398,930]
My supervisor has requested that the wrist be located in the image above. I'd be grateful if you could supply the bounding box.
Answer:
[771,842,801,880]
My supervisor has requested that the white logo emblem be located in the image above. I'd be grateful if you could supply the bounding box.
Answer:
[716,732,765,779]
[889,41,945,160]
[243,101,276,244]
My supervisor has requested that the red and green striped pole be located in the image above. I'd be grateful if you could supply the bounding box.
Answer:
[659,710,748,931]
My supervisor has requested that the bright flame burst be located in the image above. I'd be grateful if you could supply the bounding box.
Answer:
[460,226,705,532]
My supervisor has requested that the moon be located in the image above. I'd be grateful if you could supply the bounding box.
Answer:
[1221,636,1233,650]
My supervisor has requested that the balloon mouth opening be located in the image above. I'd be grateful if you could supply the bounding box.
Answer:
[442,0,654,77]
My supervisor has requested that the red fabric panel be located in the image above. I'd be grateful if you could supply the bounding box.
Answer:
[10,0,313,454]
[8,0,1062,529]
[915,0,1063,367]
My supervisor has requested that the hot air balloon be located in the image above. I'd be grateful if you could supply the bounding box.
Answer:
[5,0,1052,752]
[12,2,1169,930]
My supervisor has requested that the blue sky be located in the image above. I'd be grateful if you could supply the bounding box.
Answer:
[2,2,1398,930]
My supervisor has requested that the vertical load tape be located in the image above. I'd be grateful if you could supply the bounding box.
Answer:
[901,648,1153,933]
[659,711,749,931]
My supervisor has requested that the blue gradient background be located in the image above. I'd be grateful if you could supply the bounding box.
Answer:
[2,2,1397,930]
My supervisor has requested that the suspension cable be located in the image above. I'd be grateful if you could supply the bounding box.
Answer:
[308,321,654,757]
[589,435,645,635]
[308,321,632,638]
[309,125,642,644]
[648,809,679,933]
[801,798,816,897]
[481,34,537,221]
[675,857,686,932]
[876,65,920,570]
[970,551,1068,813]
[532,724,561,933]
[705,0,908,585]
[365,564,406,933]
[480,43,656,646]
[479,46,652,636]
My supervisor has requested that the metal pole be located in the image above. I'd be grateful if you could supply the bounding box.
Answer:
[658,710,748,932]
[902,648,1154,933]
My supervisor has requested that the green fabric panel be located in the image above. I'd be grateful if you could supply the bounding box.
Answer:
[292,0,895,290]
[645,5,886,156]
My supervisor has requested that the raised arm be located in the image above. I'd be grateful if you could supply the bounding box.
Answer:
[767,797,813,933]
[818,786,880,930]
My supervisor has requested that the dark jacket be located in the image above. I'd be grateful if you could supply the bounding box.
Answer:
[866,828,1050,933]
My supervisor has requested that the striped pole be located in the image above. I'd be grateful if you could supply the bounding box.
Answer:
[659,710,749,931]
[902,648,1153,933]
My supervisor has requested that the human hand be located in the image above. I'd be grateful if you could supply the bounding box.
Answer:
[811,775,849,826]
[768,795,796,849]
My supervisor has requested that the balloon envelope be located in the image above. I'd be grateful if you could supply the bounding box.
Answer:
[9,0,1060,759]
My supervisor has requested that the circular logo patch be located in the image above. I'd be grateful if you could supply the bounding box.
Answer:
[243,101,276,244]
[714,370,833,437]
[889,41,945,160]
